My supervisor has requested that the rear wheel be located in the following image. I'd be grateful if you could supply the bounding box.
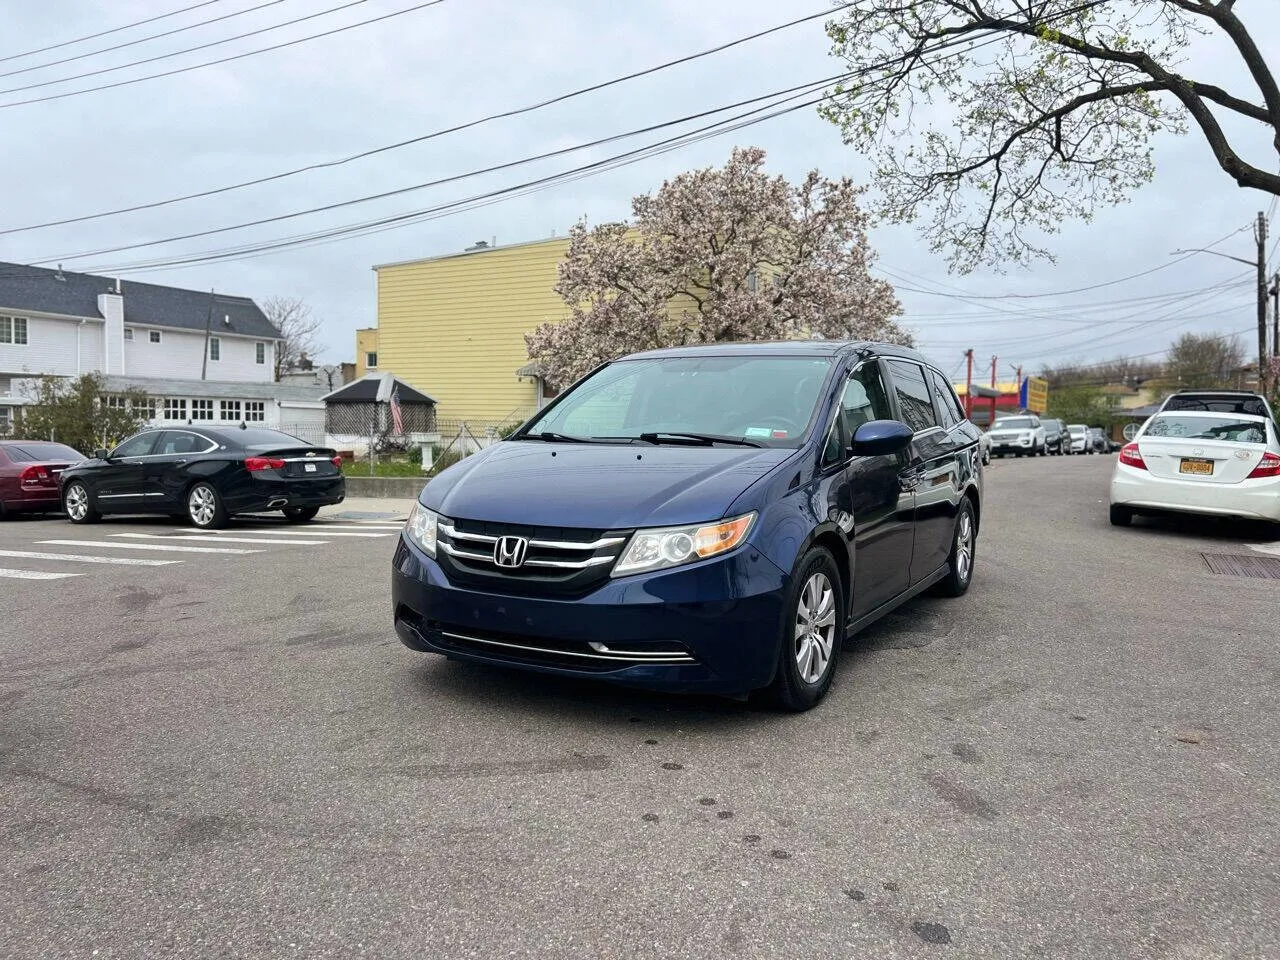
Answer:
[282,506,320,523]
[64,482,100,524]
[1109,504,1133,527]
[933,498,977,597]
[187,482,227,529]
[762,548,844,712]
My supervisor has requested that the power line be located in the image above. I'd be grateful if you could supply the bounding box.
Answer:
[0,0,290,82]
[0,0,228,65]
[0,4,857,237]
[0,0,448,109]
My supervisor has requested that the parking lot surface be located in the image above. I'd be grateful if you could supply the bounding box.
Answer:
[2,457,1278,959]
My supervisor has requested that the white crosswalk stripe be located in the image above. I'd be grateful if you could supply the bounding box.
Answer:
[39,540,261,555]
[113,532,328,546]
[0,549,179,566]
[167,528,391,538]
[0,567,82,580]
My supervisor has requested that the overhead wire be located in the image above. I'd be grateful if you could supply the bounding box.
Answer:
[0,0,229,65]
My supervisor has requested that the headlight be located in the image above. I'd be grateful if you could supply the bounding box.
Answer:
[612,513,755,577]
[404,503,439,557]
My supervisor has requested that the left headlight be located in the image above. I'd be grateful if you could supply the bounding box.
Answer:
[612,512,755,577]
[404,502,439,557]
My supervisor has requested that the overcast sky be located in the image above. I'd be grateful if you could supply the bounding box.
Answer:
[2,0,1279,381]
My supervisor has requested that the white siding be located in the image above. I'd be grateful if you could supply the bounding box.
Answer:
[0,314,104,379]
[123,327,274,383]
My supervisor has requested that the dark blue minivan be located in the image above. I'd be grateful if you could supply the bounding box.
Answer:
[393,341,983,710]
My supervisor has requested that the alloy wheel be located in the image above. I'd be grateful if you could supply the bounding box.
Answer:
[794,571,837,684]
[189,485,216,527]
[955,511,974,583]
[65,484,88,521]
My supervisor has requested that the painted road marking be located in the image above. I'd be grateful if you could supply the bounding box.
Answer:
[0,567,83,580]
[39,540,261,555]
[196,529,391,538]
[1249,543,1280,557]
[114,533,327,546]
[0,549,178,566]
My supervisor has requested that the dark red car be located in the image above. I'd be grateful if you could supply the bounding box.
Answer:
[0,440,85,518]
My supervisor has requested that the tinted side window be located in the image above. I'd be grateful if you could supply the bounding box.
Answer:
[111,433,158,458]
[826,362,894,463]
[885,360,939,433]
[928,370,963,429]
[156,431,208,456]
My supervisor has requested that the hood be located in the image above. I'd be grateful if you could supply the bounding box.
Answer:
[423,441,795,530]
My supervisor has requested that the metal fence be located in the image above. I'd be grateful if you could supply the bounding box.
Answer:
[278,421,327,444]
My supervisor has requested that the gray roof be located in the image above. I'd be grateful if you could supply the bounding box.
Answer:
[0,261,280,340]
[320,372,435,404]
[100,375,326,402]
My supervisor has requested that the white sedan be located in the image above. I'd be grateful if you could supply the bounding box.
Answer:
[1110,410,1280,526]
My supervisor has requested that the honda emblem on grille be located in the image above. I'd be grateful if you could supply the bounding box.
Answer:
[494,536,529,568]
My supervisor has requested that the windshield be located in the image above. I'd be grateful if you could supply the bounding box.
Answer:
[1142,414,1268,444]
[1068,426,1086,436]
[520,355,835,447]
[3,442,84,462]
[993,417,1035,430]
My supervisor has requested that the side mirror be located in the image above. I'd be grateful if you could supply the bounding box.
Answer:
[93,448,109,460]
[851,419,913,457]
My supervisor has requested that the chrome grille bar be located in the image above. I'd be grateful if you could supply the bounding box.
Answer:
[439,630,696,664]
[438,522,623,551]
[438,541,615,570]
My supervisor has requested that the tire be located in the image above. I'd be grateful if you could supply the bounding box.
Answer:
[932,498,977,597]
[282,506,320,523]
[186,482,228,529]
[64,481,100,524]
[762,548,844,712]
[1109,504,1133,527]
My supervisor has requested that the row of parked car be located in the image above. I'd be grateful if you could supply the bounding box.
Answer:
[979,415,1115,461]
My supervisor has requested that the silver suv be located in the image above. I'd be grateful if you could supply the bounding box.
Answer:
[986,414,1048,458]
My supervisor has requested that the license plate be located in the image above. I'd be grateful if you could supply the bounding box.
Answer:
[304,463,317,472]
[1179,458,1213,476]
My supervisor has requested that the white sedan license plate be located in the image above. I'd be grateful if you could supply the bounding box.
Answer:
[304,463,317,472]
[1179,458,1213,476]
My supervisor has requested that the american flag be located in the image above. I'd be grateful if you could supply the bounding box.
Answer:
[389,385,405,435]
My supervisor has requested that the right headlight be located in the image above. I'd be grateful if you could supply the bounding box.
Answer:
[612,513,755,577]
[404,502,439,557]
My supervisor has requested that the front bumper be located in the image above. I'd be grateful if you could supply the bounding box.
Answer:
[1111,463,1280,522]
[990,436,1034,452]
[391,535,789,694]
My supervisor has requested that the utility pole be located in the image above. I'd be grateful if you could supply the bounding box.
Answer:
[989,355,999,424]
[1271,270,1279,368]
[964,349,974,419]
[1256,212,1268,397]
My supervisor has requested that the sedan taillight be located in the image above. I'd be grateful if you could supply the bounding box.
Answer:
[1118,442,1147,470]
[1247,452,1280,479]
[245,456,286,472]
[330,455,342,467]
[18,465,52,486]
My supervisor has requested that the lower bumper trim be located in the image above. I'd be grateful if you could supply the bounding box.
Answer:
[438,628,697,665]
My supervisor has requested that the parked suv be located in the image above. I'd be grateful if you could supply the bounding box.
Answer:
[1087,427,1109,454]
[393,341,984,711]
[1040,418,1068,455]
[986,415,1047,457]
[1065,424,1089,454]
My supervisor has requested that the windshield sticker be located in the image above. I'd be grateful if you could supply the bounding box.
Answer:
[744,427,773,439]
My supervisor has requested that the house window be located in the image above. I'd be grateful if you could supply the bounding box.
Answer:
[191,399,213,421]
[0,316,28,345]
[124,328,135,341]
[164,398,187,420]
[0,406,10,432]
[103,394,128,411]
[136,397,157,420]
[220,400,242,421]
[244,401,265,422]
[149,330,162,344]
[366,352,378,369]
[255,342,266,364]
[208,337,220,361]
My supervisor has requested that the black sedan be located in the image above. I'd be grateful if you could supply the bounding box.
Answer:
[60,426,346,529]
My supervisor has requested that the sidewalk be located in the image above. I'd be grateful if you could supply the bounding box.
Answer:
[318,496,416,523]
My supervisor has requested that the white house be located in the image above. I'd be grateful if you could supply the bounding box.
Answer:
[0,261,327,441]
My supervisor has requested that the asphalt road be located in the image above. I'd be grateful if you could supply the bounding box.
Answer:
[2,457,1278,959]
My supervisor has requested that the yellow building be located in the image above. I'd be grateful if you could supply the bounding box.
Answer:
[355,327,379,378]
[371,237,570,424]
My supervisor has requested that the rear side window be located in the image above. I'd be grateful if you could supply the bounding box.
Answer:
[928,369,964,429]
[885,359,938,433]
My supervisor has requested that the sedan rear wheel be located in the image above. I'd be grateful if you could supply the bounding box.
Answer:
[64,482,100,524]
[187,482,227,529]
[282,506,320,523]
[1109,504,1133,527]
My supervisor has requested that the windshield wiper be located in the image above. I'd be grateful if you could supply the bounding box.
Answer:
[636,431,765,448]
[519,431,591,443]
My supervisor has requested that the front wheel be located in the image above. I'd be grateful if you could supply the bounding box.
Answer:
[932,499,977,597]
[282,506,320,523]
[187,482,227,529]
[64,482,100,524]
[762,548,844,712]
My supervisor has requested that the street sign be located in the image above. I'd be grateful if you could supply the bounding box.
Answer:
[1019,376,1049,413]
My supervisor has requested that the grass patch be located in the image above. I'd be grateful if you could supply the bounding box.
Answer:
[340,449,464,478]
